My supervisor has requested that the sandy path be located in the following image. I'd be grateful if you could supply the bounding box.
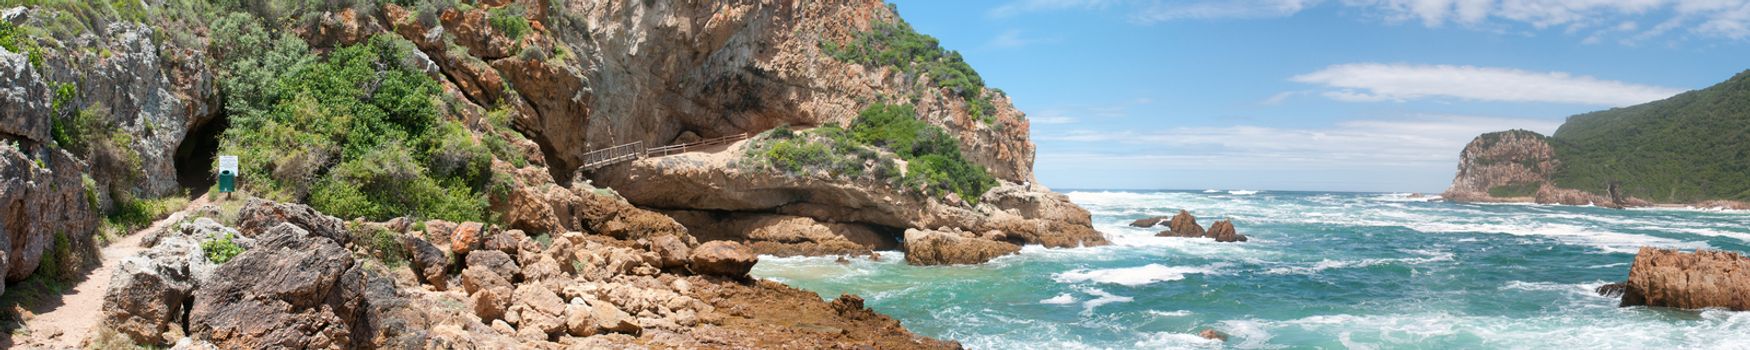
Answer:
[25,194,209,348]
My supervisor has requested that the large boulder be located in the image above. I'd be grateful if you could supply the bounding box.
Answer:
[101,218,233,344]
[687,241,757,277]
[1619,248,1750,310]
[187,222,405,348]
[1159,210,1205,237]
[903,228,1021,265]
[237,198,349,245]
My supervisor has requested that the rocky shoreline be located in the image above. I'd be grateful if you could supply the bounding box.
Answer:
[98,198,963,349]
[1442,130,1749,210]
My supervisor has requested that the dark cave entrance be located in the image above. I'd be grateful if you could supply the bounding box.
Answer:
[174,114,227,198]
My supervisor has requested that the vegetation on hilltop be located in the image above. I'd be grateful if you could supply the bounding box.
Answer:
[1548,70,1750,202]
[822,6,1000,124]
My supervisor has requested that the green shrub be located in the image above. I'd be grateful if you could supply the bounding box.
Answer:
[200,232,245,264]
[487,5,530,41]
[850,103,995,204]
[0,21,44,69]
[213,30,498,222]
[350,224,407,267]
[823,16,996,123]
[1487,182,1541,198]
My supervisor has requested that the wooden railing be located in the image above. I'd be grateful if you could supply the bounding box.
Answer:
[579,141,643,171]
[645,133,749,157]
[577,132,752,171]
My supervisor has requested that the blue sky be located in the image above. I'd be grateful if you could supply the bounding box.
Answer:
[886,0,1750,193]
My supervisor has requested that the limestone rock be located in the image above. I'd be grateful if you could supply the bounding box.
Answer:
[187,223,378,348]
[471,286,512,321]
[101,219,227,344]
[461,265,511,295]
[510,284,566,336]
[564,302,596,337]
[687,241,758,277]
[1620,248,1750,310]
[0,147,97,281]
[902,228,1021,266]
[588,299,641,335]
[646,234,692,269]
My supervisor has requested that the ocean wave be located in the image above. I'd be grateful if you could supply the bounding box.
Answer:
[1263,250,1454,275]
[1054,263,1218,286]
[1079,287,1133,313]
[1040,293,1077,305]
[1405,222,1711,253]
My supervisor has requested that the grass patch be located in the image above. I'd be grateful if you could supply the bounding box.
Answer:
[350,223,408,267]
[200,232,245,264]
[746,103,996,204]
[487,5,530,41]
[1487,182,1541,198]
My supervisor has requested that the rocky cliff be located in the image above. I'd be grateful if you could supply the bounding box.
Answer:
[1445,71,1750,209]
[0,0,1102,346]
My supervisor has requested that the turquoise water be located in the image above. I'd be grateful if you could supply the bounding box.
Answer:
[751,190,1750,349]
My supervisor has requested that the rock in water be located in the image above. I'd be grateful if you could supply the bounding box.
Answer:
[688,241,757,277]
[1159,210,1205,237]
[1128,216,1171,228]
[1206,220,1248,242]
[1596,281,1628,298]
[1199,329,1229,342]
[903,228,1021,265]
[1620,247,1750,310]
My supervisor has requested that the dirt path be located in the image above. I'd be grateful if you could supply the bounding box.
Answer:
[23,194,210,348]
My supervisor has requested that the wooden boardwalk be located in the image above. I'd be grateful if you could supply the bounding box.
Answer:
[578,132,749,171]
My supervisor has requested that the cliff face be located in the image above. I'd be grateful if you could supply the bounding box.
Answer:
[1442,130,1558,202]
[1446,70,1750,208]
[416,0,1035,183]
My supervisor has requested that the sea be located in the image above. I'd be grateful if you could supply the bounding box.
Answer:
[750,190,1750,349]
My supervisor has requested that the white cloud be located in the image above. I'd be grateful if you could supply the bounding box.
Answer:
[984,29,1060,49]
[1133,0,1318,23]
[997,0,1750,43]
[1289,63,1684,106]
[989,0,1115,18]
[1036,114,1562,167]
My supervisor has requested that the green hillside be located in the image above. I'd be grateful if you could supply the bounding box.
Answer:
[1549,70,1750,202]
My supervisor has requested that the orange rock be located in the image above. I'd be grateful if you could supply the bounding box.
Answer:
[1621,248,1750,310]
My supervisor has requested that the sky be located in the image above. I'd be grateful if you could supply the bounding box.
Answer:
[886,0,1750,193]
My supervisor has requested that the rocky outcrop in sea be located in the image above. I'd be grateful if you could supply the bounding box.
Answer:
[1613,247,1750,311]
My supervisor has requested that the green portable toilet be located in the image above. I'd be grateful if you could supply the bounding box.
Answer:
[218,155,238,193]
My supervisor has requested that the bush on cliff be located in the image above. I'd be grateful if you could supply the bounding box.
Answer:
[212,17,495,222]
[852,103,996,205]
[823,12,997,123]
[1548,70,1750,202]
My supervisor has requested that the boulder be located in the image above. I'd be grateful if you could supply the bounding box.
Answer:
[1206,220,1248,242]
[588,298,641,335]
[237,199,349,245]
[187,223,375,348]
[510,284,566,336]
[423,220,458,245]
[1129,216,1171,228]
[401,234,449,290]
[1596,281,1628,298]
[482,229,527,254]
[902,228,1021,265]
[645,234,692,269]
[465,249,520,283]
[461,266,511,295]
[564,302,596,336]
[101,219,229,344]
[451,222,486,254]
[1160,210,1205,237]
[1619,248,1750,310]
[687,241,757,277]
[471,286,513,321]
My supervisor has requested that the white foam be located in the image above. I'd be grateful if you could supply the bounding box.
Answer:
[1229,190,1261,195]
[1147,310,1194,317]
[1132,332,1222,349]
[1203,189,1222,193]
[1079,288,1133,313]
[1040,293,1077,305]
[1054,263,1215,286]
[1264,250,1454,275]
[1405,222,1710,253]
[1669,227,1750,243]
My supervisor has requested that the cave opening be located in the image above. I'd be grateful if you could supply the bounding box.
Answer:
[174,114,228,198]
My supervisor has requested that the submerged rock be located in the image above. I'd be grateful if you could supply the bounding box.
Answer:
[903,228,1021,265]
[1199,329,1229,342]
[1129,216,1171,228]
[1595,281,1628,298]
[1619,247,1750,310]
